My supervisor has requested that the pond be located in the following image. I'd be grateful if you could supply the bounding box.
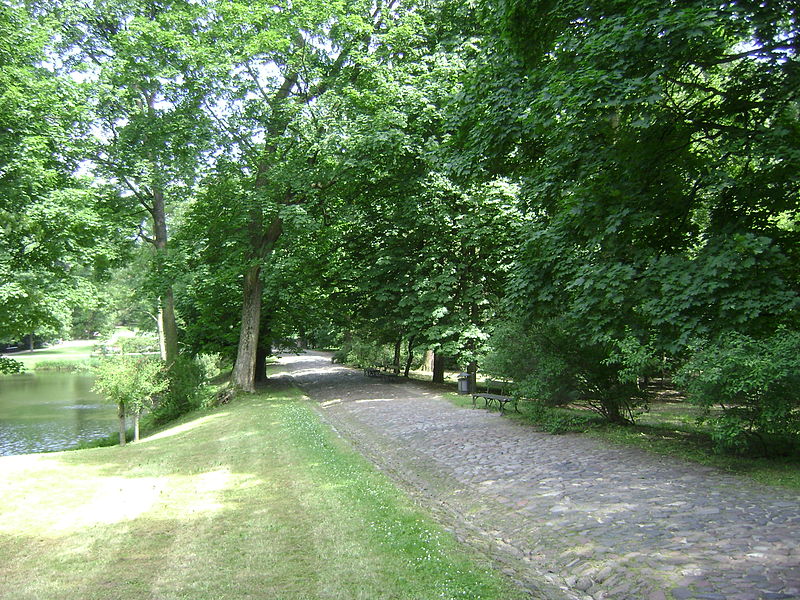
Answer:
[0,372,118,456]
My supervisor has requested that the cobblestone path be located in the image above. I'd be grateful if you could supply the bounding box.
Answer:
[279,352,800,600]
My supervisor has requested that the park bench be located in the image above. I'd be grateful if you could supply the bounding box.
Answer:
[472,380,518,415]
[364,365,402,381]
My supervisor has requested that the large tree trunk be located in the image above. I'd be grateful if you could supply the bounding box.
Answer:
[403,338,415,378]
[232,216,282,392]
[392,339,402,374]
[467,360,478,394]
[155,310,167,360]
[117,401,126,447]
[255,318,271,384]
[133,410,140,442]
[151,185,179,365]
[423,350,434,372]
[232,264,263,392]
[160,289,179,364]
[432,353,445,383]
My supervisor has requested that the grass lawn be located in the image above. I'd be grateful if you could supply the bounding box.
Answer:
[0,383,522,600]
[6,339,97,370]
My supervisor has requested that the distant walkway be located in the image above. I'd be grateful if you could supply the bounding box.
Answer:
[280,352,800,600]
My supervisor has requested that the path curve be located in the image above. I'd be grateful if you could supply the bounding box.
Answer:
[279,351,800,600]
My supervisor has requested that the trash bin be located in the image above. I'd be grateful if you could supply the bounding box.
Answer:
[457,372,471,394]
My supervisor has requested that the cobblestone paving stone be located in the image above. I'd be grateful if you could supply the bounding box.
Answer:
[279,352,800,600]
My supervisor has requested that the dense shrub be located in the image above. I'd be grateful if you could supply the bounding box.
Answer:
[676,329,800,455]
[0,357,24,374]
[523,402,599,434]
[332,338,393,368]
[119,335,160,354]
[34,359,93,372]
[195,352,223,381]
[483,318,648,424]
[150,356,206,424]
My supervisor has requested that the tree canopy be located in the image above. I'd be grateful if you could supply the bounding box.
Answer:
[4,0,798,441]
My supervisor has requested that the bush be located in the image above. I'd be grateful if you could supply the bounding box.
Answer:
[483,318,648,424]
[149,356,205,424]
[119,335,160,355]
[0,357,24,374]
[332,338,394,368]
[524,402,599,434]
[34,359,93,373]
[675,328,800,455]
[195,352,223,381]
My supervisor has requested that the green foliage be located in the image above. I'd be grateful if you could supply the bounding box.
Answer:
[150,355,207,424]
[523,402,599,434]
[33,359,92,373]
[119,335,159,355]
[455,0,800,440]
[483,317,648,423]
[0,357,24,374]
[93,355,169,416]
[676,329,800,455]
[332,338,395,368]
[195,352,223,382]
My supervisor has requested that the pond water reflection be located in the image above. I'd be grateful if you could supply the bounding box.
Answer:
[0,372,117,455]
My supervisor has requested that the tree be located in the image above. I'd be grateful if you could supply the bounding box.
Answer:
[1,4,131,346]
[93,355,169,444]
[53,0,214,362]
[317,16,523,387]
[458,0,800,420]
[180,0,437,391]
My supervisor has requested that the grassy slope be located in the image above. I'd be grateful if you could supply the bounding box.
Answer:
[0,383,521,600]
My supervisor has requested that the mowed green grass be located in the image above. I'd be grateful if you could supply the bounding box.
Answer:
[7,339,96,370]
[0,383,522,600]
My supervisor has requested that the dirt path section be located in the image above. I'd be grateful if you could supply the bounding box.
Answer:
[279,351,800,600]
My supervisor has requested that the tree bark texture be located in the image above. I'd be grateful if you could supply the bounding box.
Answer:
[393,339,402,374]
[254,330,270,384]
[232,264,263,392]
[403,338,415,378]
[155,309,167,360]
[232,215,283,392]
[160,288,179,364]
[151,184,179,365]
[117,401,126,446]
[423,350,434,372]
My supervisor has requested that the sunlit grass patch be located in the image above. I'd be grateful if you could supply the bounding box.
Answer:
[5,339,97,371]
[0,385,522,599]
